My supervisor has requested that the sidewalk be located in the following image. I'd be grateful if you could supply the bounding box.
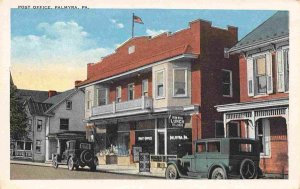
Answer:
[10,160,165,178]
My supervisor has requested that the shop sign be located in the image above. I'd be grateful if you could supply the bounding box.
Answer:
[139,152,150,172]
[168,115,185,128]
[137,136,153,141]
[169,134,189,141]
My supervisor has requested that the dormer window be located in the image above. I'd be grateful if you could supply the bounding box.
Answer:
[128,45,135,54]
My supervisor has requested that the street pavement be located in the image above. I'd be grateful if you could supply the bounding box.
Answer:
[10,164,162,179]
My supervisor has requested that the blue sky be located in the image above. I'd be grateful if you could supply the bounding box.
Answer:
[10,9,277,91]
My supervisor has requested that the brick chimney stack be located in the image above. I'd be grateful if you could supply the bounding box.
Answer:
[48,90,57,98]
[75,80,82,87]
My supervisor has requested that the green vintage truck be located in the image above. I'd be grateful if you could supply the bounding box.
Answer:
[165,138,262,179]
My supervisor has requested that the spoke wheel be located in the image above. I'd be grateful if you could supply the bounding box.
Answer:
[68,157,75,171]
[165,165,179,179]
[211,167,227,179]
[240,159,257,179]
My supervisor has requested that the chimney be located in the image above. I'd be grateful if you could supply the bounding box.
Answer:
[48,90,57,98]
[227,25,238,41]
[75,80,82,87]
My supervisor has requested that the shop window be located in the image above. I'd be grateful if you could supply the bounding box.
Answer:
[36,140,41,153]
[135,130,155,154]
[277,48,289,92]
[207,142,220,153]
[66,100,72,110]
[256,119,270,156]
[155,70,164,98]
[215,121,224,138]
[97,87,108,106]
[37,120,42,131]
[116,86,122,102]
[60,119,69,130]
[173,68,187,97]
[117,132,130,156]
[222,70,232,97]
[157,118,165,129]
[128,83,135,100]
[142,79,148,97]
[196,142,206,153]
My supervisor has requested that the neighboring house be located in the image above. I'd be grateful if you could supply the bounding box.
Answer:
[76,19,240,165]
[11,87,85,162]
[215,11,289,177]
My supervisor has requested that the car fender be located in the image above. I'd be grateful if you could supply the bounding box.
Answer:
[207,163,228,179]
[167,161,185,177]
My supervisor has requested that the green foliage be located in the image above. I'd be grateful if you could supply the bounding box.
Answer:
[10,81,28,140]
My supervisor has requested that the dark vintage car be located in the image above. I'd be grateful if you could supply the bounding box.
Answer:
[52,140,98,171]
[165,138,262,179]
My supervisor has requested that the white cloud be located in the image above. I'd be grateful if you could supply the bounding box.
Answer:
[146,28,168,36]
[110,19,124,29]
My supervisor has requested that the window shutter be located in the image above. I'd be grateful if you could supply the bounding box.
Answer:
[247,57,254,96]
[266,52,273,94]
[263,119,271,156]
[277,49,285,92]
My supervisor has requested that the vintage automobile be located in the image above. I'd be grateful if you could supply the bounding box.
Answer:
[165,138,262,179]
[52,140,98,171]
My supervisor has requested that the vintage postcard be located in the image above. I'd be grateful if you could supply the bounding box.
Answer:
[1,0,300,189]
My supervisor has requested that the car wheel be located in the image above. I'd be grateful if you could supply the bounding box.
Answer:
[68,157,75,171]
[165,165,179,179]
[240,159,257,179]
[211,167,227,179]
[90,165,96,172]
[80,150,93,164]
[52,156,58,169]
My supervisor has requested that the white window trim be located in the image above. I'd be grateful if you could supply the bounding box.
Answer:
[281,46,289,93]
[37,120,42,132]
[66,100,72,110]
[96,87,108,106]
[215,121,224,138]
[59,118,69,131]
[116,86,122,102]
[127,83,135,100]
[173,68,188,97]
[155,69,165,99]
[222,69,233,97]
[86,90,92,110]
[142,79,148,96]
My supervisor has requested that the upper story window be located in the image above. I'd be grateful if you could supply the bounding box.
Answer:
[66,100,72,110]
[277,48,289,92]
[37,120,42,131]
[222,70,232,97]
[142,79,148,97]
[247,52,273,97]
[215,121,224,138]
[97,87,108,106]
[60,118,69,130]
[28,119,32,131]
[155,70,165,99]
[86,91,93,110]
[128,83,135,100]
[173,68,187,97]
[116,86,122,102]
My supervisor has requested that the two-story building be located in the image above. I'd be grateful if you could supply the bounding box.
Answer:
[77,19,240,165]
[216,11,289,178]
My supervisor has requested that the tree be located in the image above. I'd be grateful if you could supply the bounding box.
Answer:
[10,79,28,140]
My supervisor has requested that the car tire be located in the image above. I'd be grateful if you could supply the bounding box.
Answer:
[240,159,257,179]
[211,167,227,179]
[68,157,75,171]
[165,164,179,179]
[90,165,96,172]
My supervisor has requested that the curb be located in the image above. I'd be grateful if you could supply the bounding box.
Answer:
[10,161,164,179]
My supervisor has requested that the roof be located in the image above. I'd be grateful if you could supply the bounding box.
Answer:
[27,99,52,116]
[229,11,289,53]
[17,89,49,103]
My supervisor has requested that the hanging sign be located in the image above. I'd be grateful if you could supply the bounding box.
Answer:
[168,115,185,128]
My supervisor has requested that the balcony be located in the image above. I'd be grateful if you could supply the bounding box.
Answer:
[91,96,153,118]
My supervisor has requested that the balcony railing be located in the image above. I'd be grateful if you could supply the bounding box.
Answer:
[92,96,153,117]
[11,150,33,159]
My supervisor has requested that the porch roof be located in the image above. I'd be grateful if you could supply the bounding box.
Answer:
[215,98,288,113]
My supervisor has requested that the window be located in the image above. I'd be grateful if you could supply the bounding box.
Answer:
[215,121,224,138]
[142,79,148,96]
[37,120,42,131]
[207,142,220,152]
[256,119,270,156]
[66,100,72,110]
[97,88,108,106]
[86,91,93,110]
[196,142,206,153]
[17,141,24,150]
[28,119,32,131]
[35,140,41,153]
[255,57,267,94]
[277,48,289,92]
[117,132,130,156]
[25,142,32,150]
[116,86,122,102]
[222,70,232,97]
[156,70,164,98]
[228,122,240,137]
[128,83,135,100]
[173,69,187,96]
[60,119,69,130]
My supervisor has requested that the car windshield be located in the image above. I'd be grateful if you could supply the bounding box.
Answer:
[230,140,259,155]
